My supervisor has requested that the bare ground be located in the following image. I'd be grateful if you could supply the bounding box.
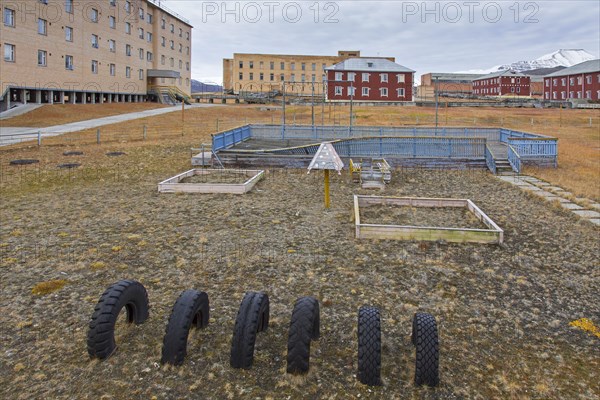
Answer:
[0,151,598,399]
[360,205,487,229]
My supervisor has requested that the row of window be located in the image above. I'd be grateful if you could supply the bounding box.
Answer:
[474,87,522,94]
[545,75,599,87]
[334,72,406,84]
[545,91,599,100]
[474,77,524,86]
[4,44,189,74]
[240,72,324,83]
[333,86,406,98]
[240,60,327,71]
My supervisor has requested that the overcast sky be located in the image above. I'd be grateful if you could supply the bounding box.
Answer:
[163,0,600,83]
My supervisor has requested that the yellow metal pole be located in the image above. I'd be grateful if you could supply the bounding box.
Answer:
[181,100,185,122]
[324,170,330,208]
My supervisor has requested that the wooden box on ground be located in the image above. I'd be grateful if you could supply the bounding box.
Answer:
[158,169,264,194]
[353,195,503,244]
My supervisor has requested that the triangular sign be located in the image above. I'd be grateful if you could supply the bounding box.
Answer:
[307,142,344,173]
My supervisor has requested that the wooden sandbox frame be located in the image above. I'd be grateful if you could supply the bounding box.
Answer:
[354,195,504,244]
[158,169,264,194]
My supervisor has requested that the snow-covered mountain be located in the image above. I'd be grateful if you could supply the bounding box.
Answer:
[457,49,596,74]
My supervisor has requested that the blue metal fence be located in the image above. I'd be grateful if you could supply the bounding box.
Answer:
[485,145,497,174]
[507,145,522,173]
[212,126,251,151]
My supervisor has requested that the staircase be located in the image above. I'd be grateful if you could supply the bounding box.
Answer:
[488,142,515,175]
[148,86,192,105]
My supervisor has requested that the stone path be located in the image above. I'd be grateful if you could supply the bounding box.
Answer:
[497,175,600,225]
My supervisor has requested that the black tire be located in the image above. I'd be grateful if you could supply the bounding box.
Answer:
[230,292,270,369]
[412,312,439,387]
[87,280,149,360]
[357,306,382,386]
[286,296,320,374]
[161,289,210,366]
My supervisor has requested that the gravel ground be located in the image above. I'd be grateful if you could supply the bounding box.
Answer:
[0,164,599,400]
[360,206,486,229]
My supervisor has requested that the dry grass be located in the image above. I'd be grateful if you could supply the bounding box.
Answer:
[1,103,168,127]
[31,279,68,295]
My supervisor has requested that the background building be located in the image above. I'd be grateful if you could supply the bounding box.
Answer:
[472,71,531,96]
[325,58,414,102]
[543,59,600,101]
[417,73,483,100]
[223,51,395,96]
[1,0,192,111]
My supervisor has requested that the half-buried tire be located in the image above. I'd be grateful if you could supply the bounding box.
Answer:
[412,312,439,387]
[357,306,382,386]
[286,296,320,374]
[161,289,210,366]
[230,291,269,369]
[87,280,149,360]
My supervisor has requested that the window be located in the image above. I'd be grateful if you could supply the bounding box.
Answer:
[109,39,115,52]
[561,78,566,86]
[65,0,73,13]
[312,63,316,71]
[4,7,15,27]
[301,63,306,71]
[347,86,355,96]
[139,69,144,80]
[334,86,343,96]
[301,74,305,82]
[561,91,566,99]
[186,32,189,40]
[39,0,48,4]
[517,87,520,93]
[348,72,356,82]
[109,0,116,6]
[139,48,144,59]
[586,76,592,84]
[179,28,182,37]
[125,1,131,13]
[126,66,131,78]
[186,62,189,71]
[280,74,284,81]
[37,50,47,66]
[126,44,131,56]
[161,37,166,47]
[170,40,174,49]
[569,78,574,85]
[125,22,131,34]
[335,72,343,81]
[179,44,182,53]
[362,87,369,96]
[239,61,243,68]
[91,34,99,48]
[380,87,388,97]
[91,60,98,74]
[322,63,326,70]
[553,79,557,85]
[65,26,73,42]
[147,14,152,23]
[260,73,264,81]
[577,77,582,85]
[179,60,182,69]
[397,74,405,83]
[65,55,73,70]
[577,91,582,98]
[139,28,144,39]
[139,7,144,20]
[270,73,274,81]
[249,61,254,69]
[109,63,115,76]
[170,57,174,67]
[569,91,574,98]
[397,88,405,97]
[270,61,274,70]
[239,72,243,80]
[147,32,152,42]
[249,72,254,80]
[380,73,388,83]
[259,61,264,69]
[109,16,116,28]
[147,51,152,62]
[186,47,189,55]
[290,62,295,70]
[280,62,285,70]
[38,18,47,35]
[290,74,295,82]
[311,74,315,82]
[170,24,174,33]
[90,8,98,22]
[516,78,521,84]
[161,55,165,65]
[510,87,515,93]
[161,18,165,29]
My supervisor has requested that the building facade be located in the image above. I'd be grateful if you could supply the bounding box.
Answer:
[325,58,414,102]
[1,0,192,110]
[472,71,530,96]
[417,73,482,100]
[223,51,395,96]
[543,60,600,101]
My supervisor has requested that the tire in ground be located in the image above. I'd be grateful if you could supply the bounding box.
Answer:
[87,279,150,360]
[161,289,210,366]
[412,312,439,387]
[230,291,270,369]
[286,296,320,374]
[357,306,382,386]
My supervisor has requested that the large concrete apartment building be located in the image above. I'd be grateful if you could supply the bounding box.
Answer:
[223,50,395,96]
[1,0,192,111]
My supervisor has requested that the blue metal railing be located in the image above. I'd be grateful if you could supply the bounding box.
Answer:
[212,126,251,151]
[485,145,497,174]
[507,145,522,173]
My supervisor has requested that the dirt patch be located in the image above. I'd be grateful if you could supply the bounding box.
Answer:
[180,171,253,184]
[360,205,488,229]
[0,163,598,399]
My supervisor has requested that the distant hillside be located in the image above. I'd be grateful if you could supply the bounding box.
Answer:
[523,66,566,76]
[191,80,222,93]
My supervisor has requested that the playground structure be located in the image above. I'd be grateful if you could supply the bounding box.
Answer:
[354,195,504,244]
[205,124,558,174]
[350,158,392,189]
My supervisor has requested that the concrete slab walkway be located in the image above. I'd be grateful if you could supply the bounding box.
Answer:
[0,103,219,146]
[0,104,43,120]
[497,175,600,226]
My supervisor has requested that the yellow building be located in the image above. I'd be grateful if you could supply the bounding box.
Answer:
[1,0,192,110]
[223,51,395,95]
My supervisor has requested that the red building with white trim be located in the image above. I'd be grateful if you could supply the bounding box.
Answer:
[325,58,414,102]
[472,70,531,96]
[543,59,600,101]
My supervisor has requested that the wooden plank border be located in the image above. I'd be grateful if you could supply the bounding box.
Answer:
[158,169,264,194]
[354,195,503,244]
